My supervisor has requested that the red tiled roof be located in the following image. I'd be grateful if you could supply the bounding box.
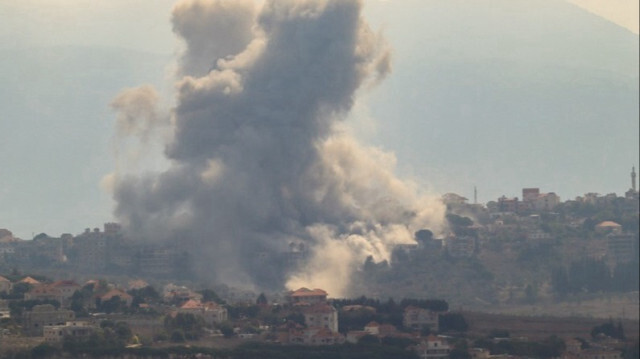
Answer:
[289,287,328,297]
[128,279,149,290]
[20,276,41,284]
[101,289,132,301]
[596,221,621,228]
[51,280,79,288]
[179,299,203,309]
[426,334,441,342]
[203,301,223,310]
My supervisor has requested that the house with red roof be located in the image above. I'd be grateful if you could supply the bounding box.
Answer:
[286,287,328,305]
[176,299,228,326]
[25,280,80,307]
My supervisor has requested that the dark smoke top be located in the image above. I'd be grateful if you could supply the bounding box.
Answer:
[108,0,445,296]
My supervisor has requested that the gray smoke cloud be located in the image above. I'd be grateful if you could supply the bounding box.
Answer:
[108,0,445,296]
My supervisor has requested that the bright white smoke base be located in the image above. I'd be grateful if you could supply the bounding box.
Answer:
[107,0,445,297]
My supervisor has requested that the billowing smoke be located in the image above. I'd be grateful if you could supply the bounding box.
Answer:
[108,0,445,296]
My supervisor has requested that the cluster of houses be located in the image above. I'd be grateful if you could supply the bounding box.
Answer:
[277,287,448,358]
[0,224,190,277]
[0,275,229,344]
[434,186,639,267]
[0,279,634,359]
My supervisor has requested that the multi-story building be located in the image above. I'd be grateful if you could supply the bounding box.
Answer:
[74,228,108,272]
[43,321,94,343]
[286,288,328,306]
[24,280,80,307]
[302,303,339,333]
[403,306,439,332]
[607,234,636,265]
[415,335,451,359]
[22,304,75,336]
[138,245,178,276]
[446,236,476,258]
[175,299,228,326]
[497,196,519,213]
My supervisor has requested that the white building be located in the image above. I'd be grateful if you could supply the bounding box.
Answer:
[415,335,451,359]
[43,321,94,343]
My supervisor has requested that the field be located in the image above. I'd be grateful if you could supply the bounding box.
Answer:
[464,311,639,341]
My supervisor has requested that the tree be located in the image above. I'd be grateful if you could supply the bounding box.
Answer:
[446,214,473,227]
[256,293,268,307]
[591,320,625,340]
[198,289,225,304]
[170,329,186,343]
[96,296,125,314]
[439,313,468,332]
[70,290,87,315]
[415,229,434,243]
[164,313,204,340]
[450,348,472,359]
[218,321,235,338]
[31,343,59,358]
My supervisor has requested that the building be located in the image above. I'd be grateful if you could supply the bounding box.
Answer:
[287,288,328,306]
[415,335,451,359]
[442,193,468,206]
[138,245,178,276]
[25,280,80,307]
[595,221,623,234]
[446,236,476,258]
[19,276,41,285]
[521,188,560,212]
[403,306,439,332]
[43,321,94,343]
[74,229,108,272]
[522,188,540,202]
[176,299,228,326]
[532,192,560,211]
[606,234,636,265]
[302,303,339,333]
[288,327,345,345]
[22,304,75,336]
[0,275,11,294]
[363,321,398,337]
[526,229,552,241]
[497,196,519,213]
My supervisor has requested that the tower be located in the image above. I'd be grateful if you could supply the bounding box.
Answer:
[474,186,477,204]
[632,166,637,192]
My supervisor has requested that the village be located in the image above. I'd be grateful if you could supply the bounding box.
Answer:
[0,171,638,358]
[0,275,636,359]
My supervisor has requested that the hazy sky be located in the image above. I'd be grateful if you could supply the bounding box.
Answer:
[0,0,638,238]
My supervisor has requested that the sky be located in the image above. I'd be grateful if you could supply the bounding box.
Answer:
[0,0,638,239]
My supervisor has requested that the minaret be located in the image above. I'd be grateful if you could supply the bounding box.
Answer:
[632,166,637,192]
[474,186,478,204]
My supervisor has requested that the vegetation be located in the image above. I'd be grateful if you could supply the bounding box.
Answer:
[590,320,625,340]
[163,313,204,341]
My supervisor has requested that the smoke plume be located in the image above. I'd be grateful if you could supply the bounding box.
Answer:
[108,0,445,296]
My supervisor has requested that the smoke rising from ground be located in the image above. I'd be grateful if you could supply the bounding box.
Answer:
[108,0,445,296]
